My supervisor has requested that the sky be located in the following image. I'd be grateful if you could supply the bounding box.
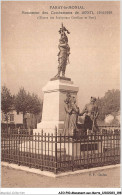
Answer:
[1,1,120,109]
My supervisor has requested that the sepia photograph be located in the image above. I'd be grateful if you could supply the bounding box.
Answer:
[1,0,121,193]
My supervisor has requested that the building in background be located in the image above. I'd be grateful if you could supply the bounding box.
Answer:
[1,109,41,130]
[1,109,23,129]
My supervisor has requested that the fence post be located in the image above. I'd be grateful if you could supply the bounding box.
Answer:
[9,132,11,163]
[72,137,74,171]
[38,133,40,169]
[48,133,50,164]
[87,134,89,169]
[55,126,58,174]
[35,133,37,168]
[41,130,43,171]
[18,130,20,166]
[113,131,115,164]
[101,134,103,166]
[44,133,46,163]
[29,131,31,168]
[3,132,5,161]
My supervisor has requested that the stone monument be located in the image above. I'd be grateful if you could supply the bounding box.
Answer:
[34,24,79,134]
[24,25,102,159]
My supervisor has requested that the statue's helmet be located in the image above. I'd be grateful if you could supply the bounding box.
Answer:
[64,93,71,103]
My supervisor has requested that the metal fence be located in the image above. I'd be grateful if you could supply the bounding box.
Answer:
[1,127,120,174]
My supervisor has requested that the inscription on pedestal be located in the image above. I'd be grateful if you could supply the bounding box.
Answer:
[81,143,98,151]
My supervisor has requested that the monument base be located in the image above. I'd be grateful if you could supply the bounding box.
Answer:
[33,121,64,134]
[34,77,79,134]
[50,76,71,81]
[20,140,103,159]
[64,141,102,157]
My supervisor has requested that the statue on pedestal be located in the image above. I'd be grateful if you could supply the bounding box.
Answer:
[55,23,70,78]
[68,96,79,136]
[64,93,79,136]
[64,93,72,136]
[79,97,99,134]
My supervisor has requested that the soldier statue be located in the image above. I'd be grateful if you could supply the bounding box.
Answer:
[64,93,79,137]
[55,23,70,78]
[79,97,99,134]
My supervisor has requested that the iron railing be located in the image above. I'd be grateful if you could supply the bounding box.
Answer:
[1,127,120,174]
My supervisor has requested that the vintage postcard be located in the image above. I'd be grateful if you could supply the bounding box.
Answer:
[1,0,121,194]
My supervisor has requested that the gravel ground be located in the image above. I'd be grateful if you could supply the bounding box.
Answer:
[1,165,120,188]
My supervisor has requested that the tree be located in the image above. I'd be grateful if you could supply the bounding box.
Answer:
[30,93,42,115]
[1,85,13,129]
[27,93,42,128]
[97,89,120,121]
[15,88,29,128]
[15,88,28,113]
[1,85,13,113]
[15,87,42,128]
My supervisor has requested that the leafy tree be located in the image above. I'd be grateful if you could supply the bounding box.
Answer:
[27,93,42,128]
[15,88,28,113]
[15,87,42,128]
[97,89,120,121]
[1,85,13,128]
[15,88,29,128]
[1,85,13,114]
[30,93,42,115]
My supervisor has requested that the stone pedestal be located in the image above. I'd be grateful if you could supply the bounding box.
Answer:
[65,141,103,157]
[20,139,103,158]
[33,77,79,134]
